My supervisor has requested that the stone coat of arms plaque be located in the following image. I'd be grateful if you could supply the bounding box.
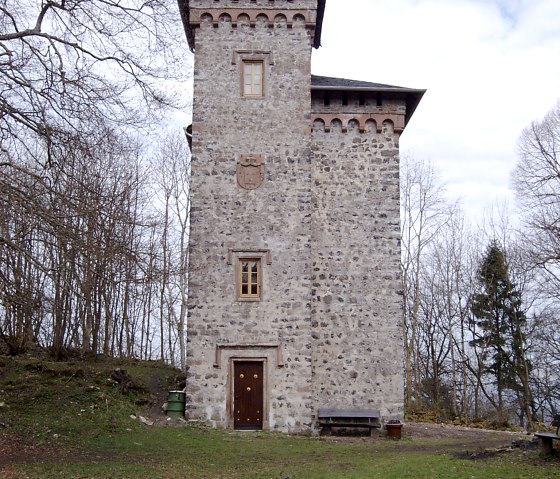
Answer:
[237,154,265,190]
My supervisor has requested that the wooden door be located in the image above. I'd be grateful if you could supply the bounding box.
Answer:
[234,361,263,430]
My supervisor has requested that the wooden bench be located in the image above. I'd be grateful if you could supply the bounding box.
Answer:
[535,414,560,455]
[318,408,381,436]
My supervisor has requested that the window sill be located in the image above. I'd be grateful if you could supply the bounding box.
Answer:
[237,297,262,302]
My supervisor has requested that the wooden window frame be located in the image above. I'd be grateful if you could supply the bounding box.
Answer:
[238,258,261,300]
[232,50,273,99]
[228,248,271,302]
[242,60,264,98]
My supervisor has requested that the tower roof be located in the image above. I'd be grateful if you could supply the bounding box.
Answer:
[311,75,426,125]
[177,0,327,52]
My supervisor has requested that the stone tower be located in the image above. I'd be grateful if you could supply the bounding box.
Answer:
[177,0,424,433]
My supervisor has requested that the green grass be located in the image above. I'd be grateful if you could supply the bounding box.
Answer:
[1,355,559,478]
[20,429,560,479]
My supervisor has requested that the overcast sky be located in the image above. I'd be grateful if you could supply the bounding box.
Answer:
[312,0,560,220]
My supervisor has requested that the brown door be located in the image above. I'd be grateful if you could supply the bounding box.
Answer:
[234,361,263,430]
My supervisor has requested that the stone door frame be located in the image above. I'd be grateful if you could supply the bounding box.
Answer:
[227,356,269,430]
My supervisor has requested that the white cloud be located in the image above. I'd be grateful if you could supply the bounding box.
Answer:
[312,0,560,220]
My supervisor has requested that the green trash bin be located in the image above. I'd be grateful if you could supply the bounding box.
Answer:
[167,390,186,418]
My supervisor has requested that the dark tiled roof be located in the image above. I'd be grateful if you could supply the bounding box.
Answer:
[311,75,426,125]
[312,75,412,91]
[177,0,326,52]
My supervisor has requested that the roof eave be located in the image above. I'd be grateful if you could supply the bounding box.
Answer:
[314,0,326,49]
[312,85,426,127]
[177,0,325,52]
[311,85,426,94]
[176,0,194,52]
[404,90,426,125]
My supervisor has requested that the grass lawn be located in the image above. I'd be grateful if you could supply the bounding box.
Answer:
[13,426,560,479]
[1,354,558,478]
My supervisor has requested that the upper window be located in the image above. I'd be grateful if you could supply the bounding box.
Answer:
[243,61,264,97]
[239,258,261,299]
[227,248,271,302]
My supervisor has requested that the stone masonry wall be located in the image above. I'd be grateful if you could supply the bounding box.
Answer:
[186,0,406,433]
[310,103,405,422]
[186,0,319,432]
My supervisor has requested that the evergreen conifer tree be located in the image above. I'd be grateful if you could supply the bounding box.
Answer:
[470,241,533,427]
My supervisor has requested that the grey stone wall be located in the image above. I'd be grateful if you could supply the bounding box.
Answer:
[309,102,405,421]
[186,0,318,432]
[186,0,405,433]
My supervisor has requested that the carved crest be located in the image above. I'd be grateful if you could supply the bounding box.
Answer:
[237,154,265,190]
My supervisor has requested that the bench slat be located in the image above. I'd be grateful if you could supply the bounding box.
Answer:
[319,422,381,428]
[535,433,560,440]
[320,418,380,424]
[318,408,380,419]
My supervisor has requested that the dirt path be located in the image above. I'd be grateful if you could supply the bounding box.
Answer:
[403,422,524,439]
[324,421,533,454]
[397,422,530,453]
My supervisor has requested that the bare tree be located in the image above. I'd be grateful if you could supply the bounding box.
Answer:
[151,129,191,369]
[0,121,162,358]
[424,209,478,421]
[0,0,186,166]
[512,102,560,422]
[0,0,188,311]
[0,1,192,360]
[512,103,560,289]
[400,156,454,411]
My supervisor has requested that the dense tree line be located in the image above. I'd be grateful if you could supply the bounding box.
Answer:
[0,1,191,365]
[0,125,191,365]
[402,102,560,428]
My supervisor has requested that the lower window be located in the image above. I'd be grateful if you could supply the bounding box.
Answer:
[238,258,261,300]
